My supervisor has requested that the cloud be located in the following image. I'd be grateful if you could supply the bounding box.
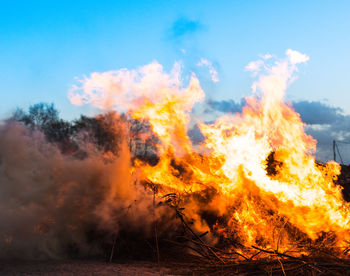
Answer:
[246,54,272,74]
[260,54,273,60]
[208,99,344,125]
[245,60,264,74]
[197,58,219,83]
[207,99,244,113]
[206,98,350,163]
[283,100,350,163]
[167,17,203,41]
[286,49,310,65]
[292,100,343,125]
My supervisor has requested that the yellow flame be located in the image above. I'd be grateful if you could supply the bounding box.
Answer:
[70,50,350,253]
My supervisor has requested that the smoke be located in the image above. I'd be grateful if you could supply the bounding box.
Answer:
[4,49,347,260]
[0,120,171,259]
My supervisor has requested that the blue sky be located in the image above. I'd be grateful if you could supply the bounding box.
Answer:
[0,0,349,122]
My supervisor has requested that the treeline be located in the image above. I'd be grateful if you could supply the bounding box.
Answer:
[11,103,158,160]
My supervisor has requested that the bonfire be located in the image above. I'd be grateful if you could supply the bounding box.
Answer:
[65,49,350,274]
[2,50,350,275]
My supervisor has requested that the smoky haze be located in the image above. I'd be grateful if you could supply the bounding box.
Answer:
[0,120,175,259]
[2,49,349,260]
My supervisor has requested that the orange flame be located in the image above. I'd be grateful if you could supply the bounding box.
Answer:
[70,50,350,254]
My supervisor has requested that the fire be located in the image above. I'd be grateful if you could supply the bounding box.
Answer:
[70,50,350,256]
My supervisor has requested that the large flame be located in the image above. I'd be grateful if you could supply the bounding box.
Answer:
[70,50,350,255]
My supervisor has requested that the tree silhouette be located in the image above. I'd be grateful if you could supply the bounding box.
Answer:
[12,103,159,163]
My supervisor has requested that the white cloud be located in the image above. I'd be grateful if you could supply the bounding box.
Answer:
[245,60,264,73]
[260,53,273,60]
[197,58,219,83]
[286,49,309,64]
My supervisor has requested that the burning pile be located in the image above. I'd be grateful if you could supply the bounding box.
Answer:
[1,49,350,275]
[68,49,350,262]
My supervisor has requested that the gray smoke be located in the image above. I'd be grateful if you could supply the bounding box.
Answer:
[0,120,168,259]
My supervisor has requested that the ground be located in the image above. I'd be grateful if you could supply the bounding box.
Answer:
[0,260,205,276]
